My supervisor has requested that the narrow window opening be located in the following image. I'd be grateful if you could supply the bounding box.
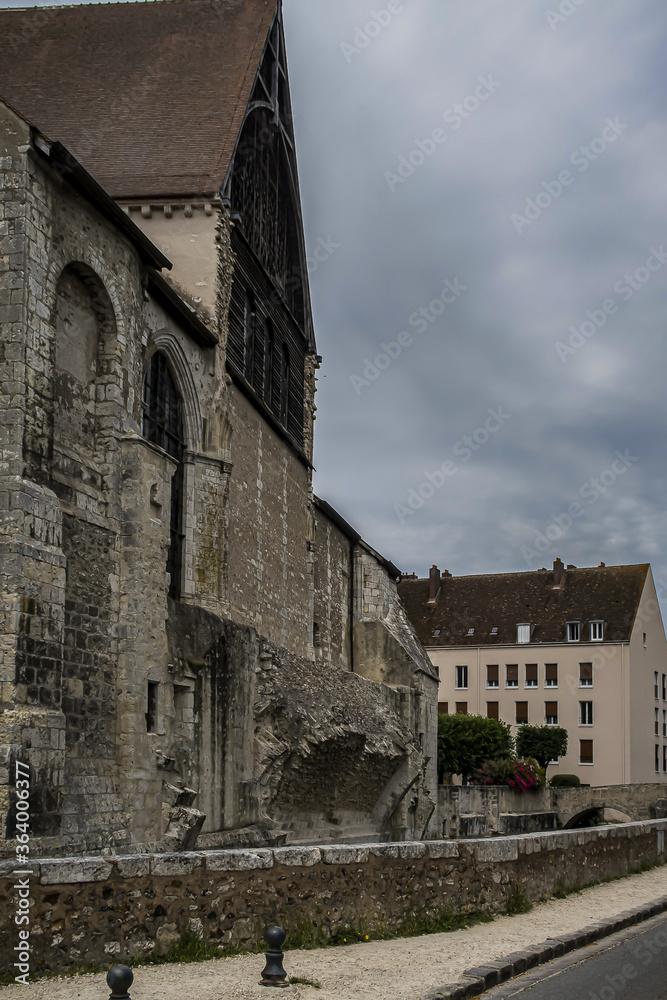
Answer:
[146,681,159,733]
[142,351,186,600]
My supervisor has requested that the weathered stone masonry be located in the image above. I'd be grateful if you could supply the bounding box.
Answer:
[1,820,666,975]
[1,70,438,858]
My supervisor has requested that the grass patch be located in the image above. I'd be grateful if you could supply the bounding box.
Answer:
[290,976,322,989]
[505,883,533,915]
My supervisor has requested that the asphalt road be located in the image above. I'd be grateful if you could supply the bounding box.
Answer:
[482,911,667,1000]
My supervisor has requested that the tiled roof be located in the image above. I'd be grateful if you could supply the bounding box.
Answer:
[0,0,276,199]
[398,562,650,647]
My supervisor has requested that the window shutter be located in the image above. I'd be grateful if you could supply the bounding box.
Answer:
[507,664,518,682]
[438,702,448,715]
[456,702,468,715]
[580,740,593,764]
[487,665,499,683]
[526,664,538,682]
[545,663,558,682]
[545,701,558,717]
[487,702,499,719]
[580,662,593,681]
[516,702,528,723]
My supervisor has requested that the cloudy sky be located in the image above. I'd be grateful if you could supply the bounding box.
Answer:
[5,0,667,605]
[281,0,667,602]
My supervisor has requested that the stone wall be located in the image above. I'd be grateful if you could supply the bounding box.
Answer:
[2,820,666,976]
[438,782,667,839]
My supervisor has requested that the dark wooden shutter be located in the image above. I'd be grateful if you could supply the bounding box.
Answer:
[526,663,538,683]
[545,663,559,683]
[506,664,518,683]
[545,701,558,719]
[580,740,593,764]
[456,702,468,715]
[438,702,448,715]
[580,662,593,682]
[487,665,499,684]
[516,702,528,723]
[487,702,499,719]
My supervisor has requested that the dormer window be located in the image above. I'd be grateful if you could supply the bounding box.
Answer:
[517,623,531,644]
[589,621,604,641]
[491,626,499,635]
[467,628,475,636]
[566,622,581,642]
[433,629,441,637]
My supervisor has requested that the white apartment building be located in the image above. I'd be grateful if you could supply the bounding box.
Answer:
[398,559,667,785]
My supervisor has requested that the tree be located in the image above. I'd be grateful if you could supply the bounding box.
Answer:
[437,713,514,783]
[516,725,568,773]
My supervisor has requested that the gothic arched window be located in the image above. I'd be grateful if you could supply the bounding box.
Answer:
[142,351,186,600]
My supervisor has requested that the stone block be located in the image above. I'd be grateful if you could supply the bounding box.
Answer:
[368,844,400,859]
[398,842,426,860]
[320,846,370,865]
[428,841,460,859]
[205,850,274,872]
[474,838,519,862]
[40,858,113,884]
[150,853,203,876]
[115,856,151,878]
[273,847,321,867]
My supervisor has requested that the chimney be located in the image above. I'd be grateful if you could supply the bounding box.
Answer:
[553,558,564,587]
[428,565,441,603]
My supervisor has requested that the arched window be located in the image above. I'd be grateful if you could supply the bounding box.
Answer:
[264,318,274,408]
[280,345,290,427]
[142,351,186,600]
[243,290,255,380]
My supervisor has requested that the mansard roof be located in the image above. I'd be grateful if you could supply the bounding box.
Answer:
[398,561,650,647]
[0,0,277,199]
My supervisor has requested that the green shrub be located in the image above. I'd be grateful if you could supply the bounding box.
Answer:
[550,773,581,788]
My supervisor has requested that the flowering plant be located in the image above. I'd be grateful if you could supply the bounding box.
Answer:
[471,757,543,793]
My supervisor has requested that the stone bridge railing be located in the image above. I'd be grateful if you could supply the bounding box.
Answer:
[438,782,667,839]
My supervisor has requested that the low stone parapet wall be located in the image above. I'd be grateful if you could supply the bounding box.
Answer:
[2,821,667,977]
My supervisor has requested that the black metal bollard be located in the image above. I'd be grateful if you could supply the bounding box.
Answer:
[107,966,133,1000]
[259,926,289,988]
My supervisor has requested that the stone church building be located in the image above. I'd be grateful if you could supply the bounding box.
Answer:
[0,0,438,857]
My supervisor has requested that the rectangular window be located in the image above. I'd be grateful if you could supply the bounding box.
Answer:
[663,674,666,701]
[656,708,660,737]
[655,672,660,699]
[525,663,538,687]
[545,663,559,687]
[506,664,519,688]
[455,665,468,689]
[580,739,594,765]
[517,624,531,644]
[656,745,661,773]
[487,701,499,720]
[486,664,499,688]
[566,622,581,642]
[664,745,667,774]
[438,701,449,715]
[545,701,558,725]
[663,710,666,738]
[589,621,604,641]
[146,681,158,733]
[579,662,593,687]
[456,702,468,715]
[516,701,529,725]
[579,701,593,726]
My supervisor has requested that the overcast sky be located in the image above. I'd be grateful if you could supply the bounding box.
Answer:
[5,0,667,607]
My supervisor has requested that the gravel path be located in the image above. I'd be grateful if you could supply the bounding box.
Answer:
[5,866,667,1000]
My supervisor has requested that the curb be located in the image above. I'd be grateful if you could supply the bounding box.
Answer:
[420,895,667,1000]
